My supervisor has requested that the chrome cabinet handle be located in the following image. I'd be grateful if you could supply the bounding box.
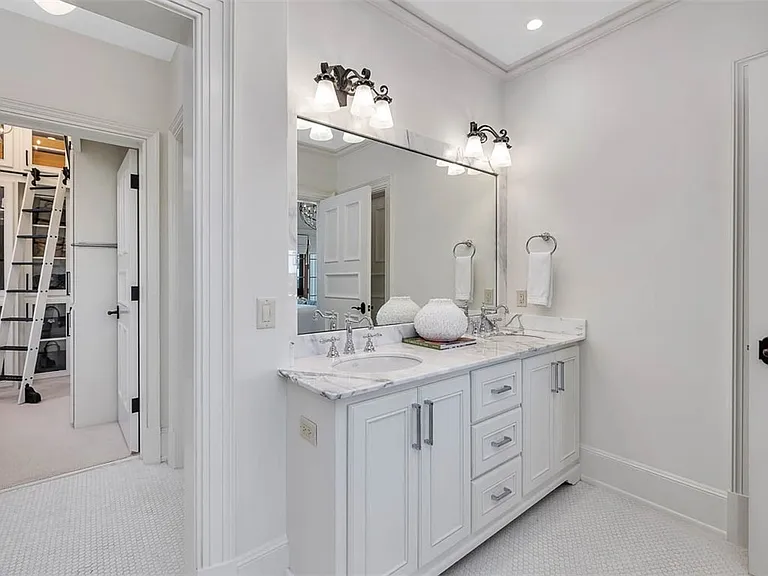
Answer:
[558,361,565,392]
[491,435,512,448]
[551,362,558,393]
[412,403,422,450]
[491,487,512,502]
[424,400,434,446]
[491,384,512,395]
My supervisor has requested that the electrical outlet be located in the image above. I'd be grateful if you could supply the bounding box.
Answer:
[516,290,528,307]
[484,289,495,305]
[299,416,317,446]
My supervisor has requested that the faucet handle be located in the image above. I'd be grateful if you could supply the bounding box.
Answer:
[363,331,383,353]
[320,336,341,358]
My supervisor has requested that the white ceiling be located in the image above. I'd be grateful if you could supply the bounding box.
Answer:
[393,0,637,71]
[297,125,367,154]
[0,0,177,61]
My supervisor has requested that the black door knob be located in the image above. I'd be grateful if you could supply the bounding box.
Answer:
[107,308,120,319]
[351,302,367,315]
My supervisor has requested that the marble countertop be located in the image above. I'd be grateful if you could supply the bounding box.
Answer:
[280,323,585,401]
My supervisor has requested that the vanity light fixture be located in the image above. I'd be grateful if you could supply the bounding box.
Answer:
[464,121,512,168]
[313,62,394,129]
[342,132,365,144]
[33,0,76,15]
[309,123,333,142]
[296,118,313,130]
[447,163,466,176]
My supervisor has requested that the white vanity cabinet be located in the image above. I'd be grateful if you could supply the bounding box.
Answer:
[285,343,581,576]
[348,375,470,574]
[523,346,580,495]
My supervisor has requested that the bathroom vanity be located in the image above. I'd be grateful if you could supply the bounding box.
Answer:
[280,316,585,576]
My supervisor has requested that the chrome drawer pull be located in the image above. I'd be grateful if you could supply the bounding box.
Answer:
[490,384,512,395]
[412,404,422,450]
[491,435,513,448]
[424,400,434,446]
[491,487,512,502]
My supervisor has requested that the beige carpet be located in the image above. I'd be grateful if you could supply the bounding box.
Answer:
[0,380,131,491]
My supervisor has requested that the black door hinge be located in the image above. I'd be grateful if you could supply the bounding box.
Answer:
[131,286,139,301]
[131,397,139,414]
[130,173,139,190]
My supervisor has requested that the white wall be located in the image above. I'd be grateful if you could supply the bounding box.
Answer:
[504,1,768,524]
[298,146,336,198]
[71,140,127,428]
[224,0,503,568]
[0,9,171,132]
[336,142,497,311]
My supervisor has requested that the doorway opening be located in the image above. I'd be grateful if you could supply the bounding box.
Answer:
[0,122,141,490]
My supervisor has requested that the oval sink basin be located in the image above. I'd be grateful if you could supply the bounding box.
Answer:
[332,354,423,374]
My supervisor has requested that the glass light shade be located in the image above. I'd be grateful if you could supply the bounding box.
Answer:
[314,79,340,113]
[343,132,365,144]
[350,85,376,118]
[447,163,466,176]
[309,123,333,142]
[34,0,76,14]
[436,159,450,167]
[369,100,394,129]
[472,159,493,173]
[490,141,512,168]
[296,118,313,131]
[464,135,484,159]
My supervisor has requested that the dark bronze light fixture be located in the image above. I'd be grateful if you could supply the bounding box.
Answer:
[464,121,512,168]
[312,62,394,129]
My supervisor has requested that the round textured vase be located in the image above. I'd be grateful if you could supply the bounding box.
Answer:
[414,299,468,342]
[376,296,421,326]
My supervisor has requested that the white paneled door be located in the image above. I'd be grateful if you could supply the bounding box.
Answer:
[748,54,768,576]
[116,149,139,452]
[317,186,371,318]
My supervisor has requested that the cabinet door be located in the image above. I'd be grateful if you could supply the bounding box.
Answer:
[555,347,580,472]
[419,375,470,566]
[349,389,420,576]
[522,352,556,495]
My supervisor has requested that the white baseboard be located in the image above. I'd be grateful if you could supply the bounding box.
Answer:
[161,427,169,463]
[581,444,727,533]
[197,537,289,576]
[727,491,749,546]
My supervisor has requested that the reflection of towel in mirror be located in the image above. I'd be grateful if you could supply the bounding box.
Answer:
[455,255,473,302]
[527,252,553,307]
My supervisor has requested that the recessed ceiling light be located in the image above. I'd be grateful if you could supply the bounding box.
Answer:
[526,18,543,31]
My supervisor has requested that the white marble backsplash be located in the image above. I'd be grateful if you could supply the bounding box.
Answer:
[292,323,417,360]
[518,314,586,336]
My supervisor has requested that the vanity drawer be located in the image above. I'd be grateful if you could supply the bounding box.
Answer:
[470,360,522,422]
[471,456,522,533]
[471,408,522,479]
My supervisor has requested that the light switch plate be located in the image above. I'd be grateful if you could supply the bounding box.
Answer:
[484,289,495,305]
[516,290,528,307]
[257,297,276,329]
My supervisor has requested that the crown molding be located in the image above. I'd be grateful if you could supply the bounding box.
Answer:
[363,0,507,78]
[504,0,679,80]
[365,0,679,82]
[298,138,373,158]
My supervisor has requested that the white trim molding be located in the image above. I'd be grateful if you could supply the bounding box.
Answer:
[581,444,727,533]
[197,537,289,576]
[366,0,679,80]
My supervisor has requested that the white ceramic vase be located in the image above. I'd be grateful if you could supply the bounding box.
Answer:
[376,296,421,326]
[414,298,468,342]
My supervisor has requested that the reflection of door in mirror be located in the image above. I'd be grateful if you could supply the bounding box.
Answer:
[317,186,372,323]
[370,188,388,321]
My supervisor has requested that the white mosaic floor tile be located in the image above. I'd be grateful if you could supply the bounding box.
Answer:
[443,481,748,576]
[0,457,184,576]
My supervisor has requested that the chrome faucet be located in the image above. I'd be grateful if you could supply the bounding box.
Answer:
[479,304,509,336]
[313,309,339,331]
[344,313,373,354]
[504,313,525,334]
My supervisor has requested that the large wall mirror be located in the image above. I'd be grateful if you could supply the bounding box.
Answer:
[296,117,498,335]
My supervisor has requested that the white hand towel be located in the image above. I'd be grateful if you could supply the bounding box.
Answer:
[454,255,473,302]
[527,252,553,307]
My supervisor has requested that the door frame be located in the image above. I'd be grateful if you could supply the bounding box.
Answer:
[0,98,162,465]
[732,49,768,552]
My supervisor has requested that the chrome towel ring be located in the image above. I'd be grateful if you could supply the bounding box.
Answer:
[453,240,476,258]
[526,232,557,254]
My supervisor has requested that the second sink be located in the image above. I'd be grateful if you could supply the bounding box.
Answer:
[333,353,423,374]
